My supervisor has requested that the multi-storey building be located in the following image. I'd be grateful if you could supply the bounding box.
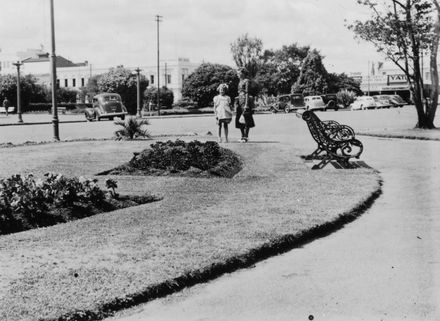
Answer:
[0,48,200,103]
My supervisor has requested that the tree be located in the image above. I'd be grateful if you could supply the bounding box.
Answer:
[144,86,174,109]
[230,34,263,79]
[181,63,238,107]
[291,49,329,95]
[348,0,440,128]
[327,72,362,95]
[258,43,311,95]
[0,74,47,109]
[96,67,148,114]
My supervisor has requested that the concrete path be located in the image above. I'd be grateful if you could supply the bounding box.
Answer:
[108,136,440,321]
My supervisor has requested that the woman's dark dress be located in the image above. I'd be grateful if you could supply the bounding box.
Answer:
[234,93,255,129]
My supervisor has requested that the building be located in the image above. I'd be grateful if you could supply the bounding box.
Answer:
[351,60,439,102]
[0,48,200,103]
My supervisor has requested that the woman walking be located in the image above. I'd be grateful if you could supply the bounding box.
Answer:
[213,83,233,143]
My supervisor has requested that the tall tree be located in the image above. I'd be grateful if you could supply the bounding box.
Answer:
[256,43,310,95]
[230,34,263,79]
[292,49,329,95]
[181,63,238,107]
[348,0,440,128]
[327,72,363,94]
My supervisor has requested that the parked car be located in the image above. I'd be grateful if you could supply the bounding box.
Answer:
[388,94,407,107]
[321,93,339,111]
[85,93,128,121]
[304,95,327,111]
[270,93,306,113]
[372,95,392,108]
[350,96,377,110]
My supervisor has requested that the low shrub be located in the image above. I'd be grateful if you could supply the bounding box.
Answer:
[0,173,158,235]
[103,140,242,177]
[114,117,151,140]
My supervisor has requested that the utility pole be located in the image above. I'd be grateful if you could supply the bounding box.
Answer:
[367,60,370,96]
[164,62,167,87]
[50,0,59,141]
[12,61,23,123]
[135,67,142,117]
[155,14,162,116]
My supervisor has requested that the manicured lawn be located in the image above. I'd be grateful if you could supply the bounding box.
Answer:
[0,138,381,321]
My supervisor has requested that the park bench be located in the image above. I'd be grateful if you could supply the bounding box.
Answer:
[299,110,363,169]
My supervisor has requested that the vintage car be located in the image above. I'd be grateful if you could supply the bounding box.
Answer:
[304,95,327,111]
[269,93,306,113]
[321,93,340,111]
[372,95,392,108]
[85,93,128,121]
[350,96,377,110]
[388,94,407,107]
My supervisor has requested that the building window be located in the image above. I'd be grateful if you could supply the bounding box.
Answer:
[56,79,60,88]
[81,78,85,87]
[167,74,171,84]
[72,79,76,87]
[64,79,68,87]
[150,75,154,84]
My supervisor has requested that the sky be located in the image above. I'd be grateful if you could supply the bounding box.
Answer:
[0,0,385,75]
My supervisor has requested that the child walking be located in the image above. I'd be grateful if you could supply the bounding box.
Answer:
[213,83,233,143]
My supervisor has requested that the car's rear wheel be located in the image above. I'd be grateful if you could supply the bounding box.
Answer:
[284,107,290,113]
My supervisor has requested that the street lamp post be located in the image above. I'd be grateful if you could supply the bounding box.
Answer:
[134,67,142,117]
[50,0,59,141]
[12,61,23,123]
[155,14,162,116]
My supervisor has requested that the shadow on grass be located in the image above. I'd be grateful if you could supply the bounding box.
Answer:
[47,179,383,321]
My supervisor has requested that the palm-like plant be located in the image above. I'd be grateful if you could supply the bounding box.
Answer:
[114,116,151,140]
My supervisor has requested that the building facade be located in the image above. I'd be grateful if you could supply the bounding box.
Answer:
[350,60,439,102]
[0,48,200,103]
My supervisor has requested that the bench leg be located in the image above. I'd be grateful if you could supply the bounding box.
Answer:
[311,156,332,170]
[305,147,325,160]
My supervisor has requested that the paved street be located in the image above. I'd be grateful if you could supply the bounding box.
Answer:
[1,108,440,320]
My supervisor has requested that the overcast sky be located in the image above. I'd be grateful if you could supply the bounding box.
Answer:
[0,0,385,75]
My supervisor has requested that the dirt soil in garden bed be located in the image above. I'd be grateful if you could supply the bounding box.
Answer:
[0,138,382,321]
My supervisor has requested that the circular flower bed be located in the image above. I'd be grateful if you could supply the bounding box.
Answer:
[100,140,243,178]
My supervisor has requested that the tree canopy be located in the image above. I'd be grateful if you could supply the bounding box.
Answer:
[96,66,148,114]
[292,49,329,95]
[348,0,440,128]
[181,63,238,107]
[230,34,263,79]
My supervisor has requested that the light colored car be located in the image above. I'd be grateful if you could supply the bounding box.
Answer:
[85,93,128,121]
[304,95,326,111]
[372,95,392,108]
[388,94,407,107]
[350,96,377,110]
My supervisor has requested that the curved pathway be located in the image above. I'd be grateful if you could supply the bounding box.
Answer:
[108,135,440,321]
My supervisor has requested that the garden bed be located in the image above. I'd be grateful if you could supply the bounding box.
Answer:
[99,140,243,178]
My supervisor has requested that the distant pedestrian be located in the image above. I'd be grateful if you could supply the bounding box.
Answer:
[213,83,233,143]
[234,78,255,142]
[2,97,10,116]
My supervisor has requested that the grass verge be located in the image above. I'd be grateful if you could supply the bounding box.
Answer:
[0,139,382,321]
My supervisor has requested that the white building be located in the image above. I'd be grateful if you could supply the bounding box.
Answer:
[0,48,200,103]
